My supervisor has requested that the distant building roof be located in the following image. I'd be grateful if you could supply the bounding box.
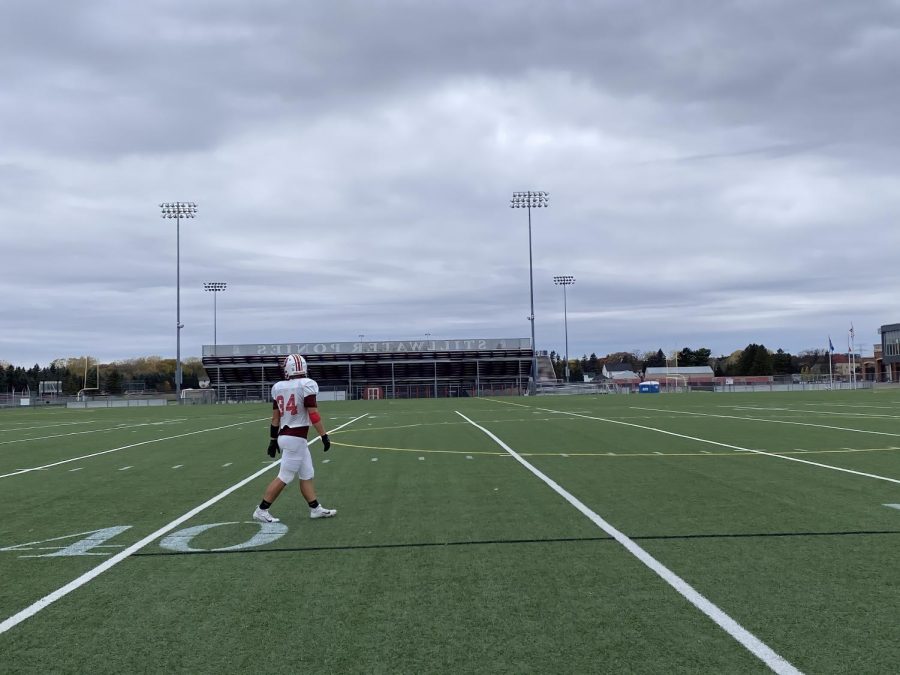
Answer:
[602,362,641,381]
[609,370,640,381]
[644,366,714,376]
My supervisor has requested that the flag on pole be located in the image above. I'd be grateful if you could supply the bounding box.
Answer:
[828,336,835,352]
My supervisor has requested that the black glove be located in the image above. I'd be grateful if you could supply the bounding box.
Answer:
[321,434,331,452]
[267,439,280,458]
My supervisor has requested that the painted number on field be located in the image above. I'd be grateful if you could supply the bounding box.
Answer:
[158,521,287,553]
[0,527,133,558]
[0,522,288,558]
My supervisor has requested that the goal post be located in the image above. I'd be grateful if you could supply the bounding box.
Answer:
[663,375,688,392]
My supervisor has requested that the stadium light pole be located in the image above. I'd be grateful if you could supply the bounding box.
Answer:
[553,275,575,382]
[203,282,227,351]
[510,191,549,394]
[160,202,197,403]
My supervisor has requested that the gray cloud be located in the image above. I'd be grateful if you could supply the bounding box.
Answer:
[2,1,898,365]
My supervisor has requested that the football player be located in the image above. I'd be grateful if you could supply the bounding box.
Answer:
[253,354,336,522]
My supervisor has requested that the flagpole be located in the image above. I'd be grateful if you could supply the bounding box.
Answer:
[848,328,853,390]
[847,348,851,389]
[828,336,835,390]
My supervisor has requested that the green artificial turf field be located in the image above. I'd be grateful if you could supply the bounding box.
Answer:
[0,391,898,674]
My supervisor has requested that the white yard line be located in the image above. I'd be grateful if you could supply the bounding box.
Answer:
[0,421,97,434]
[731,406,900,420]
[0,421,187,447]
[799,403,897,410]
[0,413,368,636]
[455,411,801,675]
[491,399,900,486]
[0,417,266,480]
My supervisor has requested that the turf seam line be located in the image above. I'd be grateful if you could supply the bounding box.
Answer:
[456,410,802,675]
[131,536,614,556]
[0,413,369,636]
[129,529,900,558]
[0,416,268,480]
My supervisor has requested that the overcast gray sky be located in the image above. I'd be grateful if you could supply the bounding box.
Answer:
[2,0,898,366]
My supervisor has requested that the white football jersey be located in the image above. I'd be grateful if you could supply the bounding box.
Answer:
[271,377,319,429]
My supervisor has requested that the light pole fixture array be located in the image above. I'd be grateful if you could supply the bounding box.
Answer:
[160,201,197,403]
[510,190,549,394]
[553,275,575,381]
[203,282,227,350]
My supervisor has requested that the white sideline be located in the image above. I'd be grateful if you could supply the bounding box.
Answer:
[0,413,368,636]
[490,400,900,486]
[633,406,900,440]
[0,417,264,480]
[627,406,900,485]
[455,411,801,675]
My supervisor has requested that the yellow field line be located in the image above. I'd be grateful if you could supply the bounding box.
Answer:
[332,441,504,455]
[332,441,900,458]
[331,416,704,435]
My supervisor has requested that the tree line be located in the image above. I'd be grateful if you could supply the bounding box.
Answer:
[0,357,208,395]
[548,344,835,382]
[3,343,841,392]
